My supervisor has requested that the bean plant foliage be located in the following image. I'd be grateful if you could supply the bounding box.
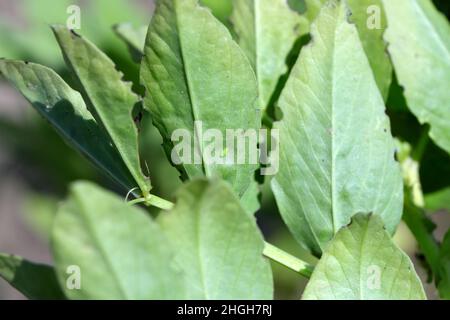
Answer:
[0,0,449,300]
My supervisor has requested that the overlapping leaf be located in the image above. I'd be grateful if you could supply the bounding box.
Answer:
[52,182,184,299]
[158,179,273,299]
[52,25,150,197]
[231,0,309,110]
[0,60,136,192]
[305,0,392,99]
[383,0,450,154]
[0,253,65,300]
[303,214,426,300]
[140,0,259,198]
[52,180,272,299]
[271,0,403,256]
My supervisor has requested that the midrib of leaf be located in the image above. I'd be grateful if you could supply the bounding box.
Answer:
[358,218,371,299]
[412,0,450,61]
[174,1,210,178]
[74,193,129,299]
[196,198,209,299]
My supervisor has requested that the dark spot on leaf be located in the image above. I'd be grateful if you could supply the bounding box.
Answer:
[394,150,399,162]
[25,61,29,65]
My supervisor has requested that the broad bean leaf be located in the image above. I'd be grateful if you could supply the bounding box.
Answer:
[113,23,147,62]
[303,214,426,300]
[140,0,259,198]
[231,0,309,110]
[383,0,450,154]
[0,253,65,300]
[52,181,184,299]
[0,59,136,192]
[305,0,392,100]
[52,25,150,197]
[271,0,403,257]
[158,179,273,299]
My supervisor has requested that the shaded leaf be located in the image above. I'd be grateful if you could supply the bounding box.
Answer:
[52,25,150,197]
[303,214,426,300]
[0,253,65,300]
[231,0,309,110]
[383,0,450,154]
[140,0,259,198]
[158,179,273,299]
[52,181,184,299]
[271,0,402,256]
[0,59,136,192]
[403,200,440,279]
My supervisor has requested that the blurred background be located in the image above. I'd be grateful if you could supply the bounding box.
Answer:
[0,0,449,299]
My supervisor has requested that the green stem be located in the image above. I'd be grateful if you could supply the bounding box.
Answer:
[263,242,313,278]
[412,125,430,162]
[128,194,174,210]
[146,194,174,210]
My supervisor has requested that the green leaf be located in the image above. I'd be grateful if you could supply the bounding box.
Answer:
[157,179,273,299]
[52,181,184,299]
[425,188,450,212]
[271,0,403,257]
[239,180,261,215]
[140,0,259,198]
[0,59,136,192]
[383,0,450,154]
[231,0,309,110]
[438,230,450,299]
[302,214,426,300]
[305,0,392,99]
[0,253,65,300]
[113,23,147,62]
[51,25,151,197]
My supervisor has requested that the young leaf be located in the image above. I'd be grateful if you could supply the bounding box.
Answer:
[383,0,450,154]
[157,179,273,299]
[0,253,65,300]
[302,214,426,300]
[0,59,136,192]
[51,25,151,197]
[140,0,259,198]
[113,23,147,62]
[305,0,392,100]
[52,181,184,299]
[231,0,309,110]
[271,0,403,257]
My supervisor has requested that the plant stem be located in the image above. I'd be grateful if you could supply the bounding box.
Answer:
[128,194,174,210]
[146,194,174,210]
[412,125,430,162]
[263,242,313,278]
